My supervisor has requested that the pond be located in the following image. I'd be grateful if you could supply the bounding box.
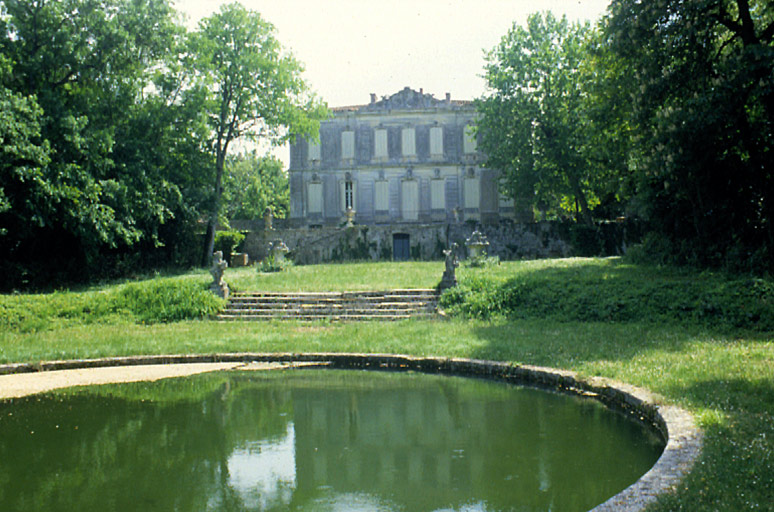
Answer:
[0,369,664,511]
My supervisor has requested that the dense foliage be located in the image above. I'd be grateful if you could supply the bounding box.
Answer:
[440,258,774,331]
[480,1,773,272]
[221,152,289,221]
[0,0,325,289]
[0,274,222,333]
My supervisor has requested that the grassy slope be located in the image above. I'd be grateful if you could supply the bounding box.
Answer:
[0,258,772,511]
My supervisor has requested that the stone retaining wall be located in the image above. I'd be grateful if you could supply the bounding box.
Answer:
[0,353,702,512]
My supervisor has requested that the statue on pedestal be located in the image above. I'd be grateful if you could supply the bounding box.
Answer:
[263,207,274,232]
[209,251,230,299]
[439,243,459,290]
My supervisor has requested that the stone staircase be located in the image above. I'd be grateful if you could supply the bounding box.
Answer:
[218,289,440,321]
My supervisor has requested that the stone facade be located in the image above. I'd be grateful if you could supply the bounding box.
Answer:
[288,87,517,228]
[237,220,573,265]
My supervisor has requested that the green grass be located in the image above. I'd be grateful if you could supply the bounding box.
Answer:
[1,258,773,511]
[229,260,444,292]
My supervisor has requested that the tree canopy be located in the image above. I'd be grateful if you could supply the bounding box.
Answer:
[479,1,773,272]
[477,13,609,224]
[0,0,324,288]
[188,2,326,265]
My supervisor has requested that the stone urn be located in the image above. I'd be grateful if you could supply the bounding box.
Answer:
[465,230,490,259]
[345,206,356,228]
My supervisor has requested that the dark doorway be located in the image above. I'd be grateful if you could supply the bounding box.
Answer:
[392,233,410,261]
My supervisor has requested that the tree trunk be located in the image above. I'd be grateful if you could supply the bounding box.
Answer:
[201,146,227,267]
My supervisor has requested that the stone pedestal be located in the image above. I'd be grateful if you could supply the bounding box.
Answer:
[231,253,249,267]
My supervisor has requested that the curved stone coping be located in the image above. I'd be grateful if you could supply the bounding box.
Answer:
[0,353,702,512]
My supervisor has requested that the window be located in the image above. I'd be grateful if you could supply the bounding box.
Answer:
[463,125,477,154]
[340,178,356,212]
[308,140,321,161]
[345,180,354,210]
[374,129,388,159]
[401,128,416,156]
[431,179,445,210]
[375,180,389,211]
[401,180,419,220]
[307,182,322,214]
[341,130,355,159]
[464,176,480,209]
[430,126,443,157]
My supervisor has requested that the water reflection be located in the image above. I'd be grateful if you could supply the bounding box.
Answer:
[0,370,664,512]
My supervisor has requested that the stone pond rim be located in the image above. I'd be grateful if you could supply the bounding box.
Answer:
[0,352,703,512]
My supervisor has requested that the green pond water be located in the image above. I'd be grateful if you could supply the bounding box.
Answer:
[0,369,664,512]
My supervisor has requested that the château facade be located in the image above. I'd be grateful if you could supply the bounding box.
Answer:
[288,87,515,227]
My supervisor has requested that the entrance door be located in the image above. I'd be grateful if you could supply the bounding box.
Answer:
[393,233,410,261]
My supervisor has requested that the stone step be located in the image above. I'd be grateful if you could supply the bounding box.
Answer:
[218,289,440,321]
[217,313,433,321]
[225,300,436,308]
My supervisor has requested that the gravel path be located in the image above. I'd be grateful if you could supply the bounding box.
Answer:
[0,362,248,399]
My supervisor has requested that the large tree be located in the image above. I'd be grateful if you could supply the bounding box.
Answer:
[477,12,603,223]
[0,0,204,285]
[606,0,774,270]
[188,2,326,265]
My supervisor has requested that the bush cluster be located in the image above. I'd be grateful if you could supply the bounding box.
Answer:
[0,277,223,333]
[440,263,774,331]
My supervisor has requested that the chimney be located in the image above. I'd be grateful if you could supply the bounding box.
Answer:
[445,92,451,103]
[420,88,424,95]
[370,93,377,104]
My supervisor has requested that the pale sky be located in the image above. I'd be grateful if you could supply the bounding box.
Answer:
[171,0,612,163]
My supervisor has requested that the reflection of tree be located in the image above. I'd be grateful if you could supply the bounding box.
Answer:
[0,374,295,511]
[0,371,663,512]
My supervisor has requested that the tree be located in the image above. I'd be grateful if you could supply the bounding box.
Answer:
[0,0,204,285]
[221,152,288,221]
[605,0,774,271]
[0,56,51,236]
[477,12,603,224]
[188,2,327,265]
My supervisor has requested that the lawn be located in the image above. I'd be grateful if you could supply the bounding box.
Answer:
[1,258,772,511]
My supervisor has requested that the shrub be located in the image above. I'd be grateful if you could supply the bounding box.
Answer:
[113,279,223,323]
[443,260,774,331]
[256,254,293,273]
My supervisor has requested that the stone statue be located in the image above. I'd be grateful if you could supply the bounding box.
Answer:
[269,239,290,264]
[209,251,229,299]
[263,207,274,231]
[439,243,459,290]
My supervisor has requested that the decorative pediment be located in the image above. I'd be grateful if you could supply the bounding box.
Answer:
[361,87,449,112]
